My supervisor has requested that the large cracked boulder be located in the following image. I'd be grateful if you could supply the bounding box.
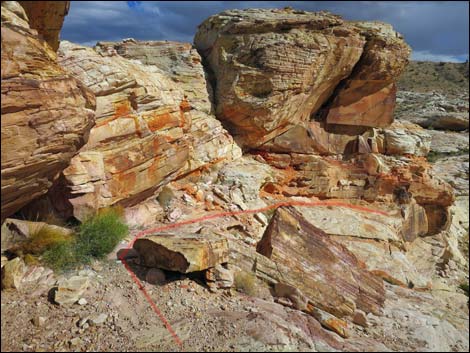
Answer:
[57,40,241,220]
[1,1,95,221]
[195,8,410,150]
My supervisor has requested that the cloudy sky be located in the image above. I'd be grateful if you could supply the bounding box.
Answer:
[61,1,469,62]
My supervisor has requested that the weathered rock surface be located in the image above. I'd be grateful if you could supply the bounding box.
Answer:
[195,8,409,150]
[54,275,89,305]
[417,112,469,131]
[205,264,234,289]
[259,152,454,220]
[273,282,308,311]
[295,199,428,243]
[256,207,385,318]
[311,307,350,338]
[1,1,95,220]
[326,22,410,128]
[1,257,26,289]
[396,90,469,132]
[133,233,229,273]
[380,121,431,156]
[19,1,70,51]
[259,121,375,155]
[427,130,468,155]
[57,40,240,220]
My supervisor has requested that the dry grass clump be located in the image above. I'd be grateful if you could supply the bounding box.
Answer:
[234,270,257,296]
[12,223,73,256]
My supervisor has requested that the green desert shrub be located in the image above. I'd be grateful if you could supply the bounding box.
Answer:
[234,270,257,296]
[43,241,78,272]
[23,253,40,266]
[459,283,469,297]
[74,207,128,260]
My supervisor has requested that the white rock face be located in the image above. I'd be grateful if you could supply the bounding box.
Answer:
[382,121,431,156]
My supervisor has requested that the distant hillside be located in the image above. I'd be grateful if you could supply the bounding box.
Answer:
[398,60,469,94]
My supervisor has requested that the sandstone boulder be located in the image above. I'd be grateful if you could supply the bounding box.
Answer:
[273,282,308,311]
[295,199,428,243]
[420,112,469,131]
[259,122,375,155]
[380,121,431,156]
[1,2,95,220]
[1,218,73,252]
[195,9,364,149]
[256,207,385,318]
[311,307,350,338]
[195,8,410,150]
[1,257,26,289]
[294,199,434,287]
[205,264,234,289]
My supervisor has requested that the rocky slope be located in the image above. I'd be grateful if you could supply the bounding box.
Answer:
[398,60,469,95]
[1,3,468,353]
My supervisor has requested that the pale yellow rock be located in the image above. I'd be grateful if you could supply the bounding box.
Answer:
[381,121,431,156]
[1,257,26,289]
[20,1,70,51]
[195,8,410,150]
[195,9,365,149]
[54,276,90,305]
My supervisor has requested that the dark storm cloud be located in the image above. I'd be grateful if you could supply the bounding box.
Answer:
[61,1,469,62]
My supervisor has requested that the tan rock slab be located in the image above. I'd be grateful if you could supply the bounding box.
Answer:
[54,276,89,305]
[1,257,26,289]
[134,233,229,273]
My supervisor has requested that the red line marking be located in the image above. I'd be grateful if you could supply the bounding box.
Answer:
[118,199,390,348]
[120,260,184,347]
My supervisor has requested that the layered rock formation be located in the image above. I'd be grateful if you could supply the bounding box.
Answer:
[195,8,410,150]
[194,8,454,246]
[325,22,410,128]
[1,1,95,220]
[57,40,241,220]
[2,4,468,351]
